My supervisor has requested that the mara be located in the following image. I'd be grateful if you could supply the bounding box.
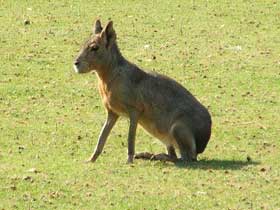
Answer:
[73,19,212,164]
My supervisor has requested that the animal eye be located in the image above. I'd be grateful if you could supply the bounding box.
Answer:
[90,45,99,51]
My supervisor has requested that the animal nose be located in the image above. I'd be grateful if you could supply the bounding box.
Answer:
[74,60,80,66]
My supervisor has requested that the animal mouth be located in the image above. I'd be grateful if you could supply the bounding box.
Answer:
[73,61,89,74]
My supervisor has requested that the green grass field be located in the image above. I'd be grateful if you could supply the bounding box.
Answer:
[1,1,279,209]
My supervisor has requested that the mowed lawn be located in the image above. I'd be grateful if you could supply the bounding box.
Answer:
[0,1,279,209]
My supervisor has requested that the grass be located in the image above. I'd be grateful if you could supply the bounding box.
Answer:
[0,0,279,209]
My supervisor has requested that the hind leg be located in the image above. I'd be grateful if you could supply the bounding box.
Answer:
[135,145,177,162]
[167,145,177,160]
[171,123,197,162]
[150,145,177,162]
[134,152,154,160]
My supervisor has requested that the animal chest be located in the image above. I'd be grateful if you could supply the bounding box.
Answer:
[98,82,127,116]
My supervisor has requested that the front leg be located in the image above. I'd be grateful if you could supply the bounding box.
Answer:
[127,109,140,164]
[86,110,118,163]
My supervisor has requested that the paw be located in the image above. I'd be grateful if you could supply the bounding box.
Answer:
[151,153,175,162]
[127,155,134,164]
[135,152,154,160]
[176,157,197,164]
[84,156,97,163]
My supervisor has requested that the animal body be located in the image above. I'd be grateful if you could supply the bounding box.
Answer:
[73,19,212,164]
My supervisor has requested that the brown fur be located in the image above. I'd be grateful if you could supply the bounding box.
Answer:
[74,20,212,163]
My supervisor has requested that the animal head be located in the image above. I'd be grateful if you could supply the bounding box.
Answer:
[73,19,117,74]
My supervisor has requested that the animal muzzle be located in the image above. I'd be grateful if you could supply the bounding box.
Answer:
[73,60,83,73]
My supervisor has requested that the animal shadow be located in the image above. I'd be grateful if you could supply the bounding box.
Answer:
[174,158,260,170]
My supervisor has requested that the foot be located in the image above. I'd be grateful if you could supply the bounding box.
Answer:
[135,152,154,160]
[127,155,134,164]
[135,152,177,162]
[176,156,197,164]
[84,153,100,163]
[151,153,177,162]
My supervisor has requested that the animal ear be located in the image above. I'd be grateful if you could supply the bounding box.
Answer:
[101,21,116,48]
[94,19,102,34]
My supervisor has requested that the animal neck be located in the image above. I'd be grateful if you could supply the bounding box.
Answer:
[96,42,126,85]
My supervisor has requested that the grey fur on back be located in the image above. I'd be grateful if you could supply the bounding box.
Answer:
[120,64,212,153]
